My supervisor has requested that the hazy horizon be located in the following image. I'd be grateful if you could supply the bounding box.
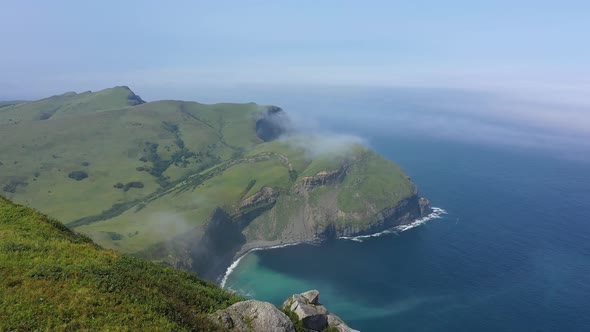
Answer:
[1,1,589,104]
[2,1,588,158]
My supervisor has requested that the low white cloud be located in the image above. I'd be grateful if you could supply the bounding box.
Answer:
[144,211,196,237]
[280,134,367,159]
[264,86,590,159]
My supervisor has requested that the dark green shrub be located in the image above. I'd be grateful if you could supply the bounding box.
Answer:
[68,171,88,181]
[2,179,28,193]
[105,232,124,240]
[123,181,144,192]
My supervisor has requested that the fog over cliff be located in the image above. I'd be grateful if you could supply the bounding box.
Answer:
[226,85,589,161]
[304,88,586,156]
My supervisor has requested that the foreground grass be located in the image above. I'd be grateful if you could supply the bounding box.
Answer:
[0,196,241,331]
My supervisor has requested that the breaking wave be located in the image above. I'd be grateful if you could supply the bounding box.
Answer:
[338,207,447,242]
[220,207,446,288]
[219,241,308,289]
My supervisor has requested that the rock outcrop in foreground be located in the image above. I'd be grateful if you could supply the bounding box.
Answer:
[283,290,359,332]
[211,290,358,332]
[211,300,295,332]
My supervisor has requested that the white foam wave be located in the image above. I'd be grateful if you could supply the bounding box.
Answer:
[220,208,447,288]
[338,207,447,243]
[219,241,306,289]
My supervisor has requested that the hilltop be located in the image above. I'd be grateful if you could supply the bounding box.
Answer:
[0,86,431,280]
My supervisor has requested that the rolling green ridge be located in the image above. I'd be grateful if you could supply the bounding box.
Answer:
[0,196,241,331]
[0,100,27,108]
[0,87,143,125]
[0,86,426,278]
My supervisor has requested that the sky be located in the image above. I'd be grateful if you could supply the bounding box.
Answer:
[1,0,589,153]
[1,0,589,104]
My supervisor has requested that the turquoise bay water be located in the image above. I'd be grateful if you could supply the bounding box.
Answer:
[224,132,590,331]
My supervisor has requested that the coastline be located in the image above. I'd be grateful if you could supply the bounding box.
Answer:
[219,207,447,289]
[219,240,316,288]
[339,206,447,242]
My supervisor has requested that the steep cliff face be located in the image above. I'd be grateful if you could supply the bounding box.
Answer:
[242,150,432,246]
[331,194,431,236]
[247,189,431,243]
[294,165,348,194]
[147,143,432,280]
[135,143,432,284]
[237,186,280,224]
[152,179,431,282]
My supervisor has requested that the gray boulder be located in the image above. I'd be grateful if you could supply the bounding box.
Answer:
[327,313,359,332]
[283,290,359,332]
[301,289,320,304]
[294,303,327,331]
[327,313,345,326]
[211,300,295,332]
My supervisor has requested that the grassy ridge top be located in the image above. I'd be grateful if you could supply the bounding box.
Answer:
[0,196,240,331]
[0,90,262,223]
[0,86,144,124]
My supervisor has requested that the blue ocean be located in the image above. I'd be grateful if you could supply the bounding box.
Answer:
[220,90,590,331]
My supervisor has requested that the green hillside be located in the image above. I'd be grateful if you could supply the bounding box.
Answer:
[0,86,143,125]
[0,93,262,223]
[0,86,426,279]
[0,196,241,331]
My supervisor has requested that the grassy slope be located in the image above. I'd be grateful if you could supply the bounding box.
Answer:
[0,196,240,331]
[0,94,261,223]
[337,149,416,213]
[75,148,295,253]
[249,138,415,213]
[0,87,416,255]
